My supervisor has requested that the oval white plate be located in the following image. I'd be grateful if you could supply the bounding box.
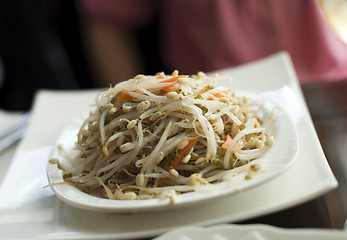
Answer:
[47,95,299,213]
[154,224,347,240]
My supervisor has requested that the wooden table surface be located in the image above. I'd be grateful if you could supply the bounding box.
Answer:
[239,79,347,229]
[303,80,347,229]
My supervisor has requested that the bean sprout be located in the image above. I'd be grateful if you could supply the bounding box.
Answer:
[63,71,273,200]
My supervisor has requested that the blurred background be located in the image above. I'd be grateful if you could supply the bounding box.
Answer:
[0,0,346,230]
[0,0,165,111]
[0,0,346,111]
[0,1,92,110]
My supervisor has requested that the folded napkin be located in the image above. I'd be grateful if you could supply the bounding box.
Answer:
[0,145,54,209]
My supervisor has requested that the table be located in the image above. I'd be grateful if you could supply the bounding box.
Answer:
[302,80,347,229]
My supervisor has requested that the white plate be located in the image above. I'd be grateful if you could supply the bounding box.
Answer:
[0,52,338,239]
[155,224,347,240]
[47,95,298,212]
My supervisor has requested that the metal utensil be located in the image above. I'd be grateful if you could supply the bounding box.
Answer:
[0,112,30,153]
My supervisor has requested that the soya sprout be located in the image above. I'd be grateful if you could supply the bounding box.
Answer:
[65,71,274,201]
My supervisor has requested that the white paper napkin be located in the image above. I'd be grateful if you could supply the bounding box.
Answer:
[0,145,54,209]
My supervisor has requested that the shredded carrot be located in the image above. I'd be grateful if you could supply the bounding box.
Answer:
[117,75,188,102]
[107,139,117,150]
[142,116,151,122]
[158,75,188,84]
[116,92,132,103]
[213,92,226,98]
[222,134,233,149]
[207,92,230,101]
[158,136,200,186]
[162,85,180,93]
[171,136,200,169]
[160,75,188,93]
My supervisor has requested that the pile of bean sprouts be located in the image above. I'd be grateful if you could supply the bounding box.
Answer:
[62,71,274,201]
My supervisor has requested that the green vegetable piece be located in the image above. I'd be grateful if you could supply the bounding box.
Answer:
[81,186,92,194]
[245,174,252,180]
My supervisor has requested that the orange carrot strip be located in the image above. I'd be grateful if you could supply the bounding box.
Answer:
[213,92,226,98]
[171,136,200,169]
[160,75,188,93]
[206,92,231,101]
[116,75,188,103]
[158,136,200,186]
[162,85,179,93]
[116,92,132,103]
[158,75,188,84]
[107,139,117,150]
[222,134,233,149]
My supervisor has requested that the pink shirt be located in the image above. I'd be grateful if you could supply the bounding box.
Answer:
[81,0,347,84]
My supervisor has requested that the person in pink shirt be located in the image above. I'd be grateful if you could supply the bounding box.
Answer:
[79,0,347,86]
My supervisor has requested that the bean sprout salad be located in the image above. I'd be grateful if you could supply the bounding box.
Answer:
[60,71,274,201]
